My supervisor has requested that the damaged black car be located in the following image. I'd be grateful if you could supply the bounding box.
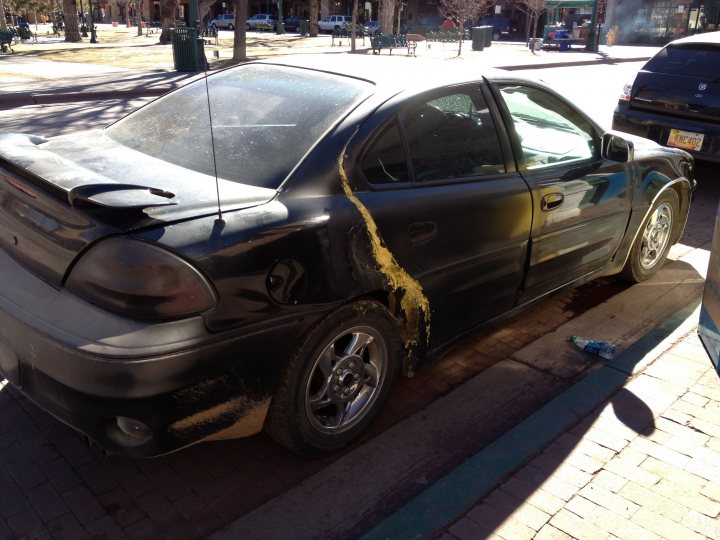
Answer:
[0,57,695,457]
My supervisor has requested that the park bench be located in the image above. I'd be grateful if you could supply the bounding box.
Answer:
[331,25,364,46]
[426,29,461,44]
[370,33,411,55]
[0,29,15,53]
[16,25,36,43]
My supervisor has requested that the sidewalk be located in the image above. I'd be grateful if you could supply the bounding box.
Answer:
[365,305,720,539]
[0,23,660,109]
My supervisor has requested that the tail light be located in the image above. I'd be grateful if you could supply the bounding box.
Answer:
[66,237,216,320]
[621,81,634,101]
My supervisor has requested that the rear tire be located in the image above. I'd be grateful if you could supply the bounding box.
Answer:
[265,301,401,456]
[620,189,679,283]
[228,23,234,30]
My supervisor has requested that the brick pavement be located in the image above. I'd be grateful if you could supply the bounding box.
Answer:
[438,330,720,540]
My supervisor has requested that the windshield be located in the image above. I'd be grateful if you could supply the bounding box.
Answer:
[645,43,720,78]
[106,64,372,189]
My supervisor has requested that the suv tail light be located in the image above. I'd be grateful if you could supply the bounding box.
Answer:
[621,79,635,101]
[66,237,216,320]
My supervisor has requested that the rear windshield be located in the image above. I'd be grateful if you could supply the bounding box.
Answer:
[106,64,371,189]
[644,43,720,77]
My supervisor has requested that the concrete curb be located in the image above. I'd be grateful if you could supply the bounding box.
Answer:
[361,299,701,540]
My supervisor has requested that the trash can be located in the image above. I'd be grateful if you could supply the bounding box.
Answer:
[471,27,485,51]
[276,21,285,34]
[171,27,205,72]
[481,25,492,47]
[528,37,543,52]
[299,19,309,36]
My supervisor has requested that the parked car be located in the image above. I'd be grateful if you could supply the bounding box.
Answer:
[246,13,276,31]
[477,17,522,40]
[363,20,380,34]
[405,16,445,35]
[282,15,306,32]
[209,13,235,30]
[318,14,353,32]
[612,31,720,163]
[0,56,694,458]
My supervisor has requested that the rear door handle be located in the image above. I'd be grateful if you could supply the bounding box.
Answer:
[541,193,564,211]
[408,222,437,245]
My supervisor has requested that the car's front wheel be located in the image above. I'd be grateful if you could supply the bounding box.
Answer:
[211,23,217,30]
[228,23,234,30]
[246,23,251,30]
[493,31,501,40]
[621,189,679,282]
[265,301,401,455]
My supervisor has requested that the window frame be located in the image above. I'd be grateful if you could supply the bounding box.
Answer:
[360,83,516,190]
[488,80,603,173]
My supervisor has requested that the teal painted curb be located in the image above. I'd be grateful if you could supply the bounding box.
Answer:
[362,299,700,540]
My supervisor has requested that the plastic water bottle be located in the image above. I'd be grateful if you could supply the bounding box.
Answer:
[570,336,616,360]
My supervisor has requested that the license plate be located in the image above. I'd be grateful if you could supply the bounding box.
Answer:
[667,129,704,151]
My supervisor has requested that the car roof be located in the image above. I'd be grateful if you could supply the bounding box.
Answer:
[255,54,512,97]
[668,31,720,46]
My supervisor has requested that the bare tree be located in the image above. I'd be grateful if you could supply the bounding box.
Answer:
[62,0,82,41]
[440,0,490,56]
[513,0,545,39]
[350,0,358,51]
[231,0,247,61]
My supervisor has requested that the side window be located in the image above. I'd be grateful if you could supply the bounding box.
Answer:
[399,90,505,182]
[497,85,596,169]
[362,122,410,185]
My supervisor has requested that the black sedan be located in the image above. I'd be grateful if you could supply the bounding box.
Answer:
[613,31,720,163]
[0,56,694,458]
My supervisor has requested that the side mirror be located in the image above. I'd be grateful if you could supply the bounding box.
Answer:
[602,132,635,163]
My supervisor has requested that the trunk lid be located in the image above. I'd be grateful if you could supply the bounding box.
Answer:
[0,131,276,287]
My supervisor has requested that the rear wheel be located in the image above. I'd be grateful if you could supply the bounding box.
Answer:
[265,301,401,455]
[493,31,501,40]
[621,189,678,282]
[228,23,234,30]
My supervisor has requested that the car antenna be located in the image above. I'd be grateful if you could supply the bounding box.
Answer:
[200,29,225,226]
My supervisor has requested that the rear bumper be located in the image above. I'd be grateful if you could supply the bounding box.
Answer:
[0,248,307,457]
[613,102,720,164]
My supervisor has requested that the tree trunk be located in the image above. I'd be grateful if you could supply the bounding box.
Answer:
[63,0,82,42]
[232,0,247,61]
[394,1,403,33]
[351,0,358,51]
[0,1,7,31]
[159,0,178,43]
[309,0,318,37]
[379,0,396,34]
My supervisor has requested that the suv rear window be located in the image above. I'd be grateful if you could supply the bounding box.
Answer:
[644,43,720,77]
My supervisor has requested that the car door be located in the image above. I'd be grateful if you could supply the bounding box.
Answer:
[490,81,632,303]
[353,85,532,346]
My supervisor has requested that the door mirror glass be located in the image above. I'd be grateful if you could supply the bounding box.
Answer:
[602,132,634,163]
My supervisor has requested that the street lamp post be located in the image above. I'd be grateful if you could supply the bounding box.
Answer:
[89,0,98,42]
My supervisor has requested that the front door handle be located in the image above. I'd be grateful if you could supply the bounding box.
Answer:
[408,222,437,245]
[541,193,564,211]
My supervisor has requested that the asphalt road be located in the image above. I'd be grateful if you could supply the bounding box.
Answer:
[0,62,716,539]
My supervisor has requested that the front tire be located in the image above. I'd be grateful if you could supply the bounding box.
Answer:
[228,23,234,30]
[265,301,401,456]
[621,189,679,282]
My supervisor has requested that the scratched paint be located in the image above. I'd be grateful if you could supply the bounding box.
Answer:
[337,149,430,375]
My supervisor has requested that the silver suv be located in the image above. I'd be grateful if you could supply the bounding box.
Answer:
[246,13,277,31]
[318,15,353,32]
[210,13,235,30]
